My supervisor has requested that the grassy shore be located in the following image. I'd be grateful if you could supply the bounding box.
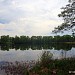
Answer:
[65,42,75,44]
[30,51,75,75]
[0,51,75,75]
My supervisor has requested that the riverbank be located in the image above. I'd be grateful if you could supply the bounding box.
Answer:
[0,51,75,75]
[65,42,75,44]
[0,58,75,75]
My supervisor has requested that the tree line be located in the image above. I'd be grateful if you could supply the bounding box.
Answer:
[0,35,75,45]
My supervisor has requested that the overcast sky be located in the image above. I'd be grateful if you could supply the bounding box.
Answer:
[0,0,68,36]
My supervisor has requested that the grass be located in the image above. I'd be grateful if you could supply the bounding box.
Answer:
[30,51,75,75]
[0,51,75,75]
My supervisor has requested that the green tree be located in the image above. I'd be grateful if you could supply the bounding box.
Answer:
[1,35,10,44]
[0,37,1,44]
[31,36,37,44]
[14,35,20,44]
[52,0,75,33]
[36,36,42,44]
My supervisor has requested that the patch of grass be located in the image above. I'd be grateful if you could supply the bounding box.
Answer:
[1,51,75,75]
[30,51,75,75]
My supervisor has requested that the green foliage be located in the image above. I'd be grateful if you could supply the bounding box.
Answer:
[40,51,53,67]
[0,35,75,50]
[30,51,75,75]
[31,58,75,75]
[53,0,75,33]
[1,35,10,44]
[0,35,75,45]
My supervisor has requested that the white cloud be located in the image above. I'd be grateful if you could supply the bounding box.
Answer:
[0,0,68,36]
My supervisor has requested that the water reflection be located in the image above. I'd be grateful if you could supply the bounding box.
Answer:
[0,44,75,74]
[0,48,75,62]
[0,43,75,50]
[0,43,75,62]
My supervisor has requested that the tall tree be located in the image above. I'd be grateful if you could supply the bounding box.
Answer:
[1,35,10,44]
[52,0,75,34]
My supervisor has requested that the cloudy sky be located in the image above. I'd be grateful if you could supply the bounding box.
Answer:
[0,0,68,36]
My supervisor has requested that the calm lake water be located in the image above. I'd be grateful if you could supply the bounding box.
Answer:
[0,44,75,75]
[0,45,75,62]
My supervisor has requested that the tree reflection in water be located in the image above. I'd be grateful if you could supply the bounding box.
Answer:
[0,43,74,51]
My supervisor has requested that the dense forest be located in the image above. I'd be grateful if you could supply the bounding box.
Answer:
[0,35,75,50]
[0,35,75,45]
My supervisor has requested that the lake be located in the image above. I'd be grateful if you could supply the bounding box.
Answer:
[0,44,75,75]
[0,44,75,62]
